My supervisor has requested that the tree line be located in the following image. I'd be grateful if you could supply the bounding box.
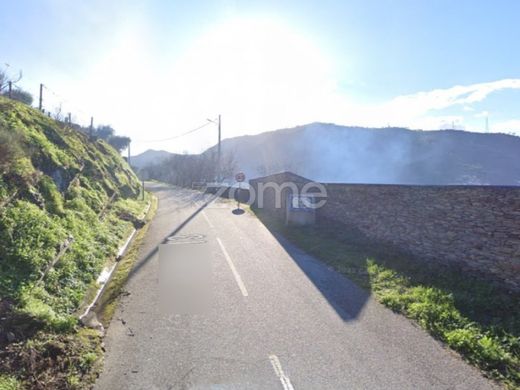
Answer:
[137,152,236,187]
[84,125,131,153]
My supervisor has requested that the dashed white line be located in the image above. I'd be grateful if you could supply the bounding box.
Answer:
[201,210,214,229]
[269,355,295,390]
[216,237,249,297]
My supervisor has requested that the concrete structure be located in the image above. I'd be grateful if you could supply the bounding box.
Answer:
[285,194,316,226]
[249,172,313,218]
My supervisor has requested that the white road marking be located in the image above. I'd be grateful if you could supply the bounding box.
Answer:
[269,355,295,390]
[201,210,215,229]
[216,237,248,297]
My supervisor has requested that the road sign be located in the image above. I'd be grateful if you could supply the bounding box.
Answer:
[235,172,246,182]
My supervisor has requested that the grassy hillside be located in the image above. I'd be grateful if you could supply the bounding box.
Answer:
[0,96,149,388]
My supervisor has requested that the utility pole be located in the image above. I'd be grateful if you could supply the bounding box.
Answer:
[217,114,221,182]
[127,141,131,166]
[8,81,12,98]
[89,117,94,137]
[68,112,71,124]
[39,83,43,111]
[207,115,222,182]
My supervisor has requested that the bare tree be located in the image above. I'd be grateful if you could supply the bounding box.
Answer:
[220,152,236,181]
[0,65,34,107]
[53,104,64,121]
[0,65,22,93]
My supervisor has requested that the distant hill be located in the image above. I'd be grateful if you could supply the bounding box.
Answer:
[130,149,174,169]
[204,123,520,185]
[134,123,520,185]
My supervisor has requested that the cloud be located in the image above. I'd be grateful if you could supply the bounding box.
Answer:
[386,79,520,115]
[343,79,520,131]
[128,73,520,152]
[21,8,520,153]
[9,1,520,155]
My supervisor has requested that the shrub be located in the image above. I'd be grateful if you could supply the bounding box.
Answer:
[17,286,77,332]
[0,127,24,175]
[39,176,65,216]
[0,374,21,390]
[3,88,33,105]
[0,201,66,297]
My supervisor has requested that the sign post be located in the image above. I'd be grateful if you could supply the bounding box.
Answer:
[235,172,246,210]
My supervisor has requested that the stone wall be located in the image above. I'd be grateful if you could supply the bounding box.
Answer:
[249,172,520,291]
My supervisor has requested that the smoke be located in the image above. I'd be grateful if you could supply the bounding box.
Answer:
[221,123,520,185]
[297,124,414,183]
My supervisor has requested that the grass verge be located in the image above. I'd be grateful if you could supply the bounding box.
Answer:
[0,195,156,390]
[253,210,520,390]
[0,97,151,389]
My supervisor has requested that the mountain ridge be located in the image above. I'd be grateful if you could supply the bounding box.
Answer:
[134,122,520,185]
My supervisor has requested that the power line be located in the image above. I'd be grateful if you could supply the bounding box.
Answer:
[42,83,90,119]
[2,60,102,131]
[2,59,217,146]
[136,121,213,143]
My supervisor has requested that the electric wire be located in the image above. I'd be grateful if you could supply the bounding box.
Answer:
[135,121,214,143]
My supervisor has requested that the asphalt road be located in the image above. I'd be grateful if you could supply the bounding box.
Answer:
[95,183,498,390]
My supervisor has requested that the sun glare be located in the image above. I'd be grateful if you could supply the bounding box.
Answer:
[162,17,339,147]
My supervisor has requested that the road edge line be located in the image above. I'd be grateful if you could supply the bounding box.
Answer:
[216,237,249,297]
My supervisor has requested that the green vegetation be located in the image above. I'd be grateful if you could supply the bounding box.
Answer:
[1,89,33,106]
[0,96,150,388]
[254,210,520,389]
[91,124,131,153]
[0,374,21,390]
[0,328,103,389]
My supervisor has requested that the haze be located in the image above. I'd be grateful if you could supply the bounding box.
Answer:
[3,0,520,155]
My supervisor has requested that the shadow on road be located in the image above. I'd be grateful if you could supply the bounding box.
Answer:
[125,187,217,283]
[252,208,520,336]
[128,184,519,330]
[129,183,370,322]
[280,234,371,321]
[253,211,371,322]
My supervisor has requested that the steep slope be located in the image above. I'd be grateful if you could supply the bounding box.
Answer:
[0,97,148,388]
[205,123,520,185]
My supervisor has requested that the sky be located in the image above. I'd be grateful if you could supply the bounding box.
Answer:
[2,0,520,155]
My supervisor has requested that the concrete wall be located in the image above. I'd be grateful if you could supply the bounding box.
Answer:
[249,172,520,291]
